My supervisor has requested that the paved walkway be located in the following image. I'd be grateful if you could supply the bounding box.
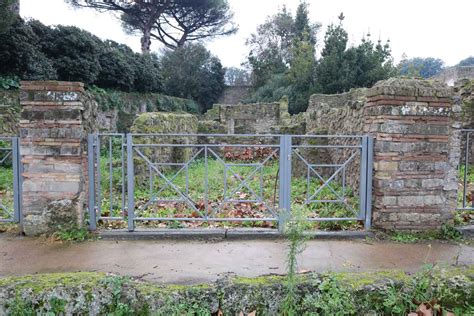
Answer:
[0,234,472,284]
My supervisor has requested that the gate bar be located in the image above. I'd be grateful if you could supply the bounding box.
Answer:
[126,134,135,232]
[278,135,292,231]
[365,135,374,230]
[359,136,368,220]
[12,137,21,223]
[88,134,96,230]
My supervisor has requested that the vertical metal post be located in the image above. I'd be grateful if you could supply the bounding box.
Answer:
[278,135,292,231]
[204,146,209,219]
[126,134,135,232]
[359,136,368,220]
[87,134,97,230]
[12,137,20,223]
[364,135,374,230]
[463,132,470,208]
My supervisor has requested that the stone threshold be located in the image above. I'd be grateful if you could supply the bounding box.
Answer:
[98,228,373,241]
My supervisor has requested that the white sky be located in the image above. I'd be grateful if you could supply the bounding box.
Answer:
[20,0,474,68]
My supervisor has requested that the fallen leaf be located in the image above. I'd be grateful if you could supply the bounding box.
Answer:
[248,311,257,316]
[417,303,433,316]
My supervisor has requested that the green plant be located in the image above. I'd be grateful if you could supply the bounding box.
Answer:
[280,207,310,315]
[302,274,357,315]
[440,224,463,242]
[0,75,19,90]
[390,231,420,243]
[102,276,135,316]
[52,227,94,242]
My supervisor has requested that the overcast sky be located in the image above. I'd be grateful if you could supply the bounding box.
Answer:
[21,0,473,68]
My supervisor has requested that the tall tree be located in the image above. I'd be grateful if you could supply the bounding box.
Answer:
[457,56,474,67]
[123,0,237,49]
[398,56,444,78]
[314,14,348,94]
[315,14,395,94]
[66,0,171,53]
[246,1,320,113]
[160,43,225,112]
[0,0,19,33]
[224,67,251,86]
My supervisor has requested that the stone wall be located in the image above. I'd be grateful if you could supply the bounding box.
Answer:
[20,81,97,235]
[365,78,458,230]
[130,112,198,183]
[202,99,290,134]
[0,90,20,135]
[304,89,367,188]
[433,66,474,86]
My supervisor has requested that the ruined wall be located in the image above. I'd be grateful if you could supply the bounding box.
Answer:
[365,78,458,230]
[130,112,198,183]
[20,81,98,236]
[203,99,290,134]
[303,89,368,188]
[433,66,474,86]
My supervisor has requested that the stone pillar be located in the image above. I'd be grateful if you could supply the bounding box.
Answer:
[20,81,88,236]
[365,78,457,230]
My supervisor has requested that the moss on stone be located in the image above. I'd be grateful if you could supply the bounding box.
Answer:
[0,272,107,294]
[0,266,472,315]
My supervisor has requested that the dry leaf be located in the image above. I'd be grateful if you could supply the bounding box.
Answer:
[407,313,418,316]
[417,303,433,316]
[248,312,257,316]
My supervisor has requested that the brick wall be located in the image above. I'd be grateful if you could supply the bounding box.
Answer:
[19,81,94,235]
[365,78,458,230]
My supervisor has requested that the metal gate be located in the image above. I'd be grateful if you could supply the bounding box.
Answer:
[88,133,373,232]
[0,136,21,223]
[458,130,474,217]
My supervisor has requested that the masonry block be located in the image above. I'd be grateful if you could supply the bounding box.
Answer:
[19,81,96,236]
[365,78,458,230]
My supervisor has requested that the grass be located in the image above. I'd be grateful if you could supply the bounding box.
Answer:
[388,224,464,243]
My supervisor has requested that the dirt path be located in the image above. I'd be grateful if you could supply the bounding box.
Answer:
[0,234,472,284]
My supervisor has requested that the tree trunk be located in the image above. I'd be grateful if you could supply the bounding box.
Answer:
[141,28,152,54]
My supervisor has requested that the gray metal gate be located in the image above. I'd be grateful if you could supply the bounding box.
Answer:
[88,133,373,232]
[0,136,21,223]
[458,129,474,216]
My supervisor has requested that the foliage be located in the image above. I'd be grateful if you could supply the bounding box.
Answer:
[68,0,237,52]
[0,19,57,81]
[457,56,474,67]
[281,208,310,315]
[95,41,137,92]
[42,24,104,84]
[52,227,95,242]
[0,75,20,90]
[247,9,395,112]
[398,56,445,78]
[224,67,251,86]
[315,14,396,94]
[286,34,317,114]
[301,274,357,315]
[123,0,237,50]
[133,53,162,93]
[389,225,463,243]
[160,43,225,112]
[67,0,169,53]
[0,0,18,34]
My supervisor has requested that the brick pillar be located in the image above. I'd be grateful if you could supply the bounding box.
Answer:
[20,81,88,236]
[365,78,457,230]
